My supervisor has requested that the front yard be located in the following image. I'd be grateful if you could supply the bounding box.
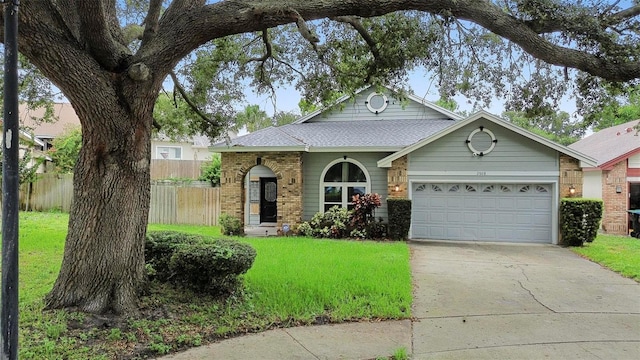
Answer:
[571,234,640,281]
[16,212,411,359]
[12,211,640,359]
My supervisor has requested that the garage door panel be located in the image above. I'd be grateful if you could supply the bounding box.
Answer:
[533,198,549,208]
[446,211,463,222]
[446,227,461,238]
[481,213,496,223]
[497,198,516,209]
[480,198,497,210]
[532,214,550,225]
[464,198,481,209]
[429,211,445,222]
[515,214,532,225]
[430,196,447,208]
[429,226,445,238]
[447,197,464,207]
[412,182,552,243]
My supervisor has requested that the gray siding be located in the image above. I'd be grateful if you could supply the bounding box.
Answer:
[306,90,449,123]
[408,121,559,174]
[302,152,391,221]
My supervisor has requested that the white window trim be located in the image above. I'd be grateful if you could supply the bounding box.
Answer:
[319,158,371,212]
[156,145,183,160]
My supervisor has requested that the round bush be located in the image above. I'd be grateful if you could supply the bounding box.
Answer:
[169,240,257,295]
[145,231,204,280]
[145,231,257,296]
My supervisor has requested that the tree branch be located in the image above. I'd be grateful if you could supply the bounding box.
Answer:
[168,70,222,128]
[142,0,164,46]
[332,16,380,60]
[290,8,319,50]
[76,0,132,71]
[610,4,640,23]
[246,30,273,63]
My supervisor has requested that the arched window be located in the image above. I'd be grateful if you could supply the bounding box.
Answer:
[320,159,370,212]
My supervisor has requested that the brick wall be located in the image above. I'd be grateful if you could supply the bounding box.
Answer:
[601,160,628,235]
[220,152,303,229]
[387,155,408,199]
[559,155,583,198]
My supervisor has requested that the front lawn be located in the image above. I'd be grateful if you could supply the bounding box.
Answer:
[571,234,640,281]
[15,212,411,359]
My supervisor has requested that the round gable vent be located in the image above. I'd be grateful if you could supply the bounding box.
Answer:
[365,92,388,114]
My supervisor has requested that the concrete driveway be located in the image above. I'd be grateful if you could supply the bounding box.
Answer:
[410,241,640,359]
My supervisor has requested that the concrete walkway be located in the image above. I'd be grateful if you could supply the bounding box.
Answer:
[162,241,640,359]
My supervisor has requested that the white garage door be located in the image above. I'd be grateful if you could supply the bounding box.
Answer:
[412,183,552,243]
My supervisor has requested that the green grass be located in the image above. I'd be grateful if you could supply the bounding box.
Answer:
[12,212,411,359]
[571,234,640,281]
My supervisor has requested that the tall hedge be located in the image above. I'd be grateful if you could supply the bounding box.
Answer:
[388,199,412,240]
[560,198,603,246]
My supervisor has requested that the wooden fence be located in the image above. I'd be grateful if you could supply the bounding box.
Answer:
[18,173,221,226]
[150,159,207,180]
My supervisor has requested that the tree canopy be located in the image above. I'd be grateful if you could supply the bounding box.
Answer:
[6,1,640,137]
[2,0,639,315]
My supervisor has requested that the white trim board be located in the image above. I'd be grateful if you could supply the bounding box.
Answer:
[407,171,560,177]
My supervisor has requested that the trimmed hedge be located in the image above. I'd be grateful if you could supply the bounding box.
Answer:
[560,198,603,246]
[145,231,256,295]
[388,199,411,240]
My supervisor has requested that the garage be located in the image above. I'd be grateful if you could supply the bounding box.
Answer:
[411,182,553,243]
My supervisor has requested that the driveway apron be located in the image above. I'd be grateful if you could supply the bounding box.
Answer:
[409,241,640,359]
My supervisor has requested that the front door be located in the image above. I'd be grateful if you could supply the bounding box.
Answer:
[260,177,277,223]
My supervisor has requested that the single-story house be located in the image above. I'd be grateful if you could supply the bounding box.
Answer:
[213,86,596,244]
[569,120,640,235]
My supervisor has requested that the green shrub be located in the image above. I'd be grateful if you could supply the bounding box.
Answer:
[560,198,603,246]
[301,206,352,238]
[299,198,387,240]
[145,231,204,280]
[199,153,221,186]
[388,199,412,240]
[169,240,256,295]
[145,231,256,295]
[219,213,244,236]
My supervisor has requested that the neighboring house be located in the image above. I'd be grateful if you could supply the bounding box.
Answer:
[152,133,216,161]
[20,103,81,153]
[19,103,220,178]
[0,118,47,172]
[569,120,640,235]
[213,86,596,244]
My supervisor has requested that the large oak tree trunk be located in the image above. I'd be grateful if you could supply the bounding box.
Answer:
[45,74,157,314]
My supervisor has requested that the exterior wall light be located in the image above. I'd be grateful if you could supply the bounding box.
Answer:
[395,184,400,192]
[569,185,576,196]
[616,185,622,193]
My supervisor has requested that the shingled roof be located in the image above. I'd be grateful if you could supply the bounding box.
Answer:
[569,120,640,169]
[213,118,457,151]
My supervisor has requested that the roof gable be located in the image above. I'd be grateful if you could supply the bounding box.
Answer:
[378,111,597,168]
[213,85,462,152]
[294,85,463,124]
[568,120,640,169]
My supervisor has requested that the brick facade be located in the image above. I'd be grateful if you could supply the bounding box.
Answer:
[601,160,628,235]
[559,155,583,198]
[387,155,408,199]
[220,152,303,230]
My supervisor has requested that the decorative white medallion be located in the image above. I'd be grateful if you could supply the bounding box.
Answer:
[466,126,497,156]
